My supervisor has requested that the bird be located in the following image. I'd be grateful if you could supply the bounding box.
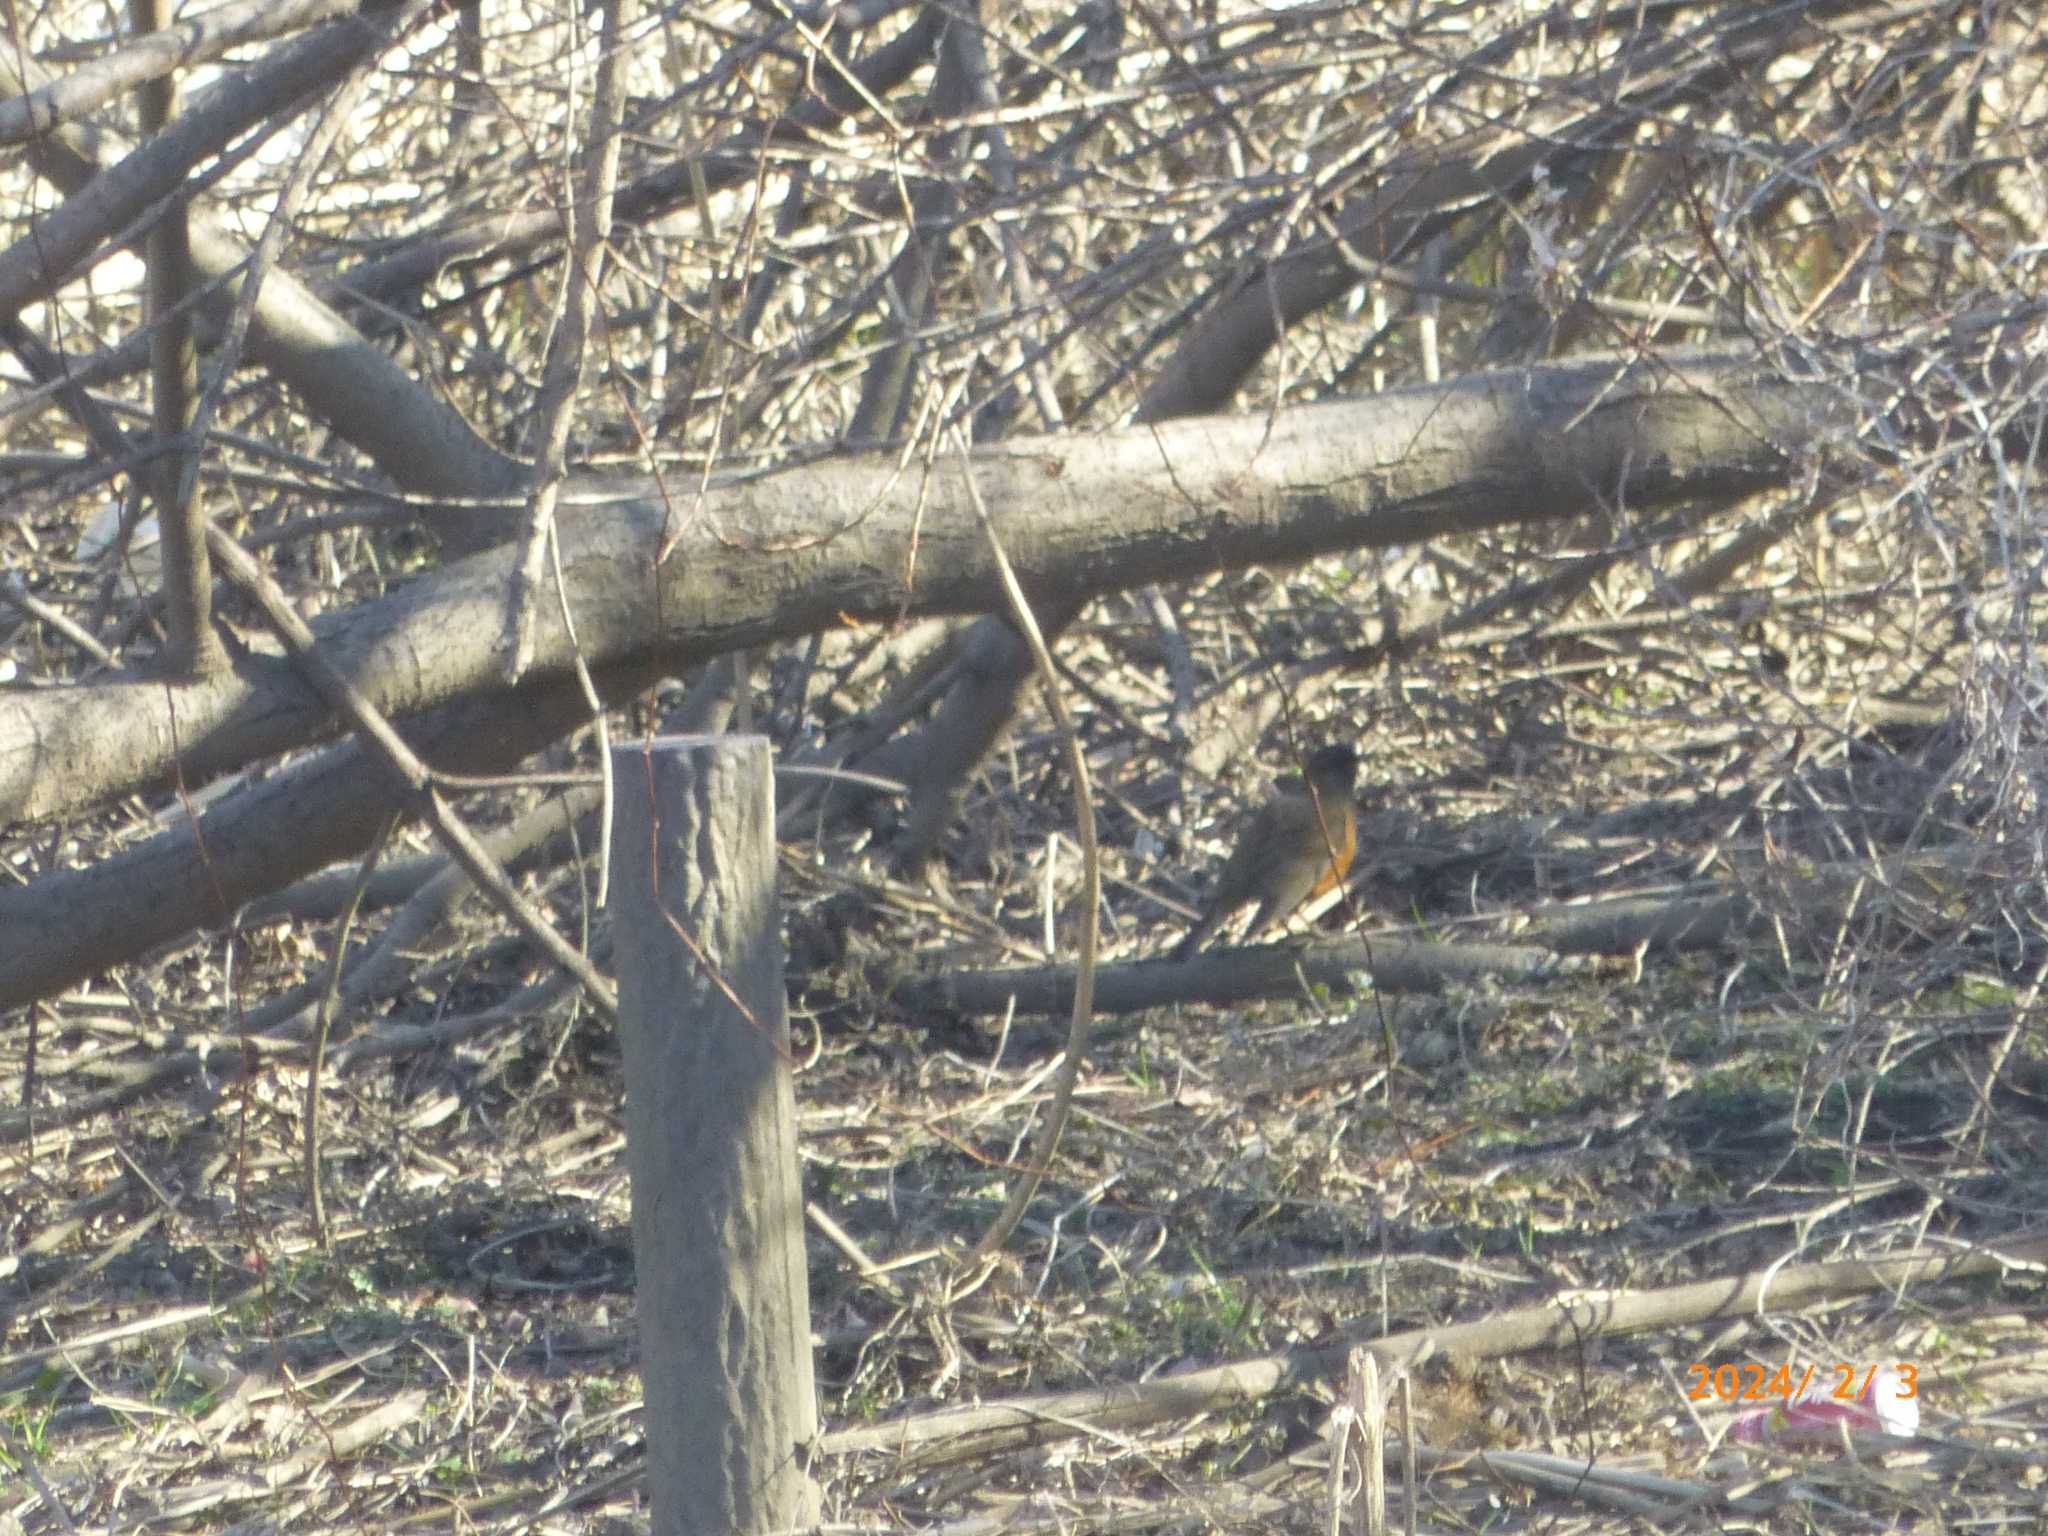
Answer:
[1171,743,1361,960]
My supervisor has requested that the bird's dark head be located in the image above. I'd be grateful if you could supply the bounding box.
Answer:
[1305,743,1360,789]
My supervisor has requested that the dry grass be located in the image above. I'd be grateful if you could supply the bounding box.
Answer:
[5,0,2046,1526]
[6,525,2046,1534]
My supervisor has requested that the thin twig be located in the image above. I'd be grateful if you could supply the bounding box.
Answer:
[952,426,1100,1270]
[304,808,400,1250]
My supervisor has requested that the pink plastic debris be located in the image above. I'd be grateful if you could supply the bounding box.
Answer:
[1727,1366,1920,1446]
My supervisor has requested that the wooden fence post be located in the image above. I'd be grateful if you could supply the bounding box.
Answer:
[610,736,818,1534]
